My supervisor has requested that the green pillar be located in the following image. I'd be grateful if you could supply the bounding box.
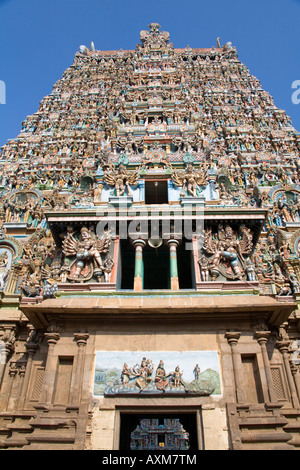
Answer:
[168,239,179,290]
[133,239,146,291]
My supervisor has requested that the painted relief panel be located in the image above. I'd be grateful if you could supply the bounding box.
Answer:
[93,351,221,396]
[0,247,13,291]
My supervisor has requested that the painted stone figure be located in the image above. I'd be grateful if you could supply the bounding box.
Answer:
[155,360,169,391]
[0,250,10,290]
[202,224,254,281]
[103,163,140,197]
[172,164,208,197]
[62,227,113,282]
[133,357,154,391]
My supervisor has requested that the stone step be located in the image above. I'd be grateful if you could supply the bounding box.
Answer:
[2,437,29,448]
[6,423,32,432]
[26,433,75,445]
[241,431,292,444]
[242,443,295,451]
[284,421,300,432]
[239,416,288,427]
[25,443,75,451]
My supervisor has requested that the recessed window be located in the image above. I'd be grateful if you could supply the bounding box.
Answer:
[145,180,168,204]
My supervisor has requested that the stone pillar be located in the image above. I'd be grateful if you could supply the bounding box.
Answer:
[6,364,18,410]
[18,342,39,409]
[5,264,22,294]
[133,239,146,291]
[277,340,300,409]
[39,332,60,405]
[70,333,89,404]
[290,364,300,402]
[225,331,246,403]
[254,331,277,403]
[167,239,179,291]
[0,330,15,390]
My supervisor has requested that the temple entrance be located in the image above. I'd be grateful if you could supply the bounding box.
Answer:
[119,238,194,290]
[119,413,198,451]
[143,244,170,289]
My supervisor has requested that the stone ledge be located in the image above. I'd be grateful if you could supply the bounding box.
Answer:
[20,294,296,329]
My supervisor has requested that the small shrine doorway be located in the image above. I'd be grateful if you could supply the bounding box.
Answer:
[119,412,199,451]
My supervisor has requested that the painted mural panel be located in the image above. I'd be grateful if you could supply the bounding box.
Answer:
[93,351,221,396]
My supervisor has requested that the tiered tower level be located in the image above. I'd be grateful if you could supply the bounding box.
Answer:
[0,24,300,451]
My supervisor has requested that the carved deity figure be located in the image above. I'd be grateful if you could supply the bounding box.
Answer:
[121,363,132,386]
[202,224,253,281]
[0,250,10,291]
[171,366,183,387]
[155,360,169,391]
[0,251,9,268]
[103,163,139,197]
[172,164,208,197]
[132,357,154,391]
[62,227,113,282]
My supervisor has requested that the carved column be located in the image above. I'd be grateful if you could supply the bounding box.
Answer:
[18,342,39,409]
[254,331,277,403]
[225,331,246,403]
[167,239,179,291]
[70,333,89,404]
[6,360,26,411]
[6,363,18,410]
[133,239,146,291]
[39,332,60,405]
[0,330,15,389]
[290,364,300,402]
[5,263,22,294]
[276,340,300,409]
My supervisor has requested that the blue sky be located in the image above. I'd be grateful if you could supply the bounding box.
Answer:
[0,0,299,147]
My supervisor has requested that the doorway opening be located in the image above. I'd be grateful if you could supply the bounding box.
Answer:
[145,180,168,205]
[119,239,135,290]
[120,412,198,451]
[143,243,170,290]
[177,239,194,289]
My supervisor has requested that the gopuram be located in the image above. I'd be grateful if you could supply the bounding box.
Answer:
[0,23,300,450]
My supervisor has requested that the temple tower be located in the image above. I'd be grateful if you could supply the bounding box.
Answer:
[0,24,300,450]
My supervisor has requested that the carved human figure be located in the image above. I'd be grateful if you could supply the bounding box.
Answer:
[172,366,183,387]
[121,363,132,386]
[193,364,200,381]
[155,360,169,391]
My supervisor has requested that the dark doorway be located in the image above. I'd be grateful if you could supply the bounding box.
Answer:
[120,239,135,290]
[143,244,170,289]
[177,240,193,289]
[120,413,198,451]
[145,180,168,204]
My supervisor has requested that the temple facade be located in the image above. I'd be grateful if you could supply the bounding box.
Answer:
[0,23,300,450]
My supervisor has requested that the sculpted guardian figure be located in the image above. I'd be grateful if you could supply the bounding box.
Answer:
[62,227,112,282]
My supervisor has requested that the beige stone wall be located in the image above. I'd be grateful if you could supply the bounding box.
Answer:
[90,404,116,451]
[87,324,230,451]
[202,405,230,450]
[89,399,230,451]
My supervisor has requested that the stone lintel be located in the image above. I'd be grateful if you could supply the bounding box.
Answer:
[19,295,296,329]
